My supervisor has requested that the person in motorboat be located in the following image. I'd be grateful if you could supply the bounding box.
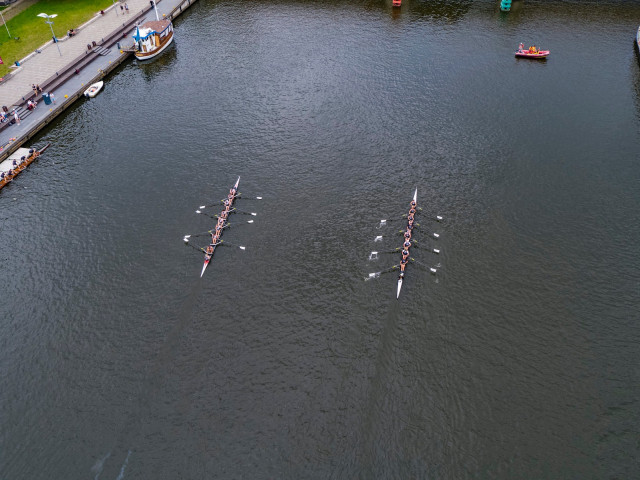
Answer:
[518,42,524,51]
[529,46,537,54]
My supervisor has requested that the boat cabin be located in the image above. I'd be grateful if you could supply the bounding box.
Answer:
[133,20,173,57]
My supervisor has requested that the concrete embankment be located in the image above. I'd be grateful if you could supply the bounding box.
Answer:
[0,0,199,164]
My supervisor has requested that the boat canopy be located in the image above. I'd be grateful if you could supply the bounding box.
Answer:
[132,20,171,42]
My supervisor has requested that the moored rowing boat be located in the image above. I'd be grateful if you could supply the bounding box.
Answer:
[0,143,51,192]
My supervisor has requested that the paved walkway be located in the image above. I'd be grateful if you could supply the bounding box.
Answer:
[0,0,194,160]
[0,0,150,108]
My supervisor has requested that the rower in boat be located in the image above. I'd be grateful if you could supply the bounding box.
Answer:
[403,238,412,249]
[404,229,412,240]
[399,256,408,277]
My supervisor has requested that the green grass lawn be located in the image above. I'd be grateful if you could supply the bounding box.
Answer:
[0,0,113,77]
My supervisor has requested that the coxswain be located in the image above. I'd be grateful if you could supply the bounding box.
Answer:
[399,257,408,276]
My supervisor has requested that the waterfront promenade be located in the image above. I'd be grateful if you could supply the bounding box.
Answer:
[0,0,149,107]
[0,0,197,163]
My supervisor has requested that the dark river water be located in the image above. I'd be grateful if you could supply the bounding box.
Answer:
[1,0,639,478]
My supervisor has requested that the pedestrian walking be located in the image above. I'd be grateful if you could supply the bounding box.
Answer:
[13,110,20,125]
[120,4,124,14]
[50,92,56,104]
[32,84,37,96]
[125,3,129,13]
[36,84,42,95]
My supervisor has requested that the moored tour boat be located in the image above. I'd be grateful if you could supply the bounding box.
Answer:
[0,144,50,192]
[84,81,103,97]
[515,43,549,59]
[392,0,401,7]
[133,19,174,61]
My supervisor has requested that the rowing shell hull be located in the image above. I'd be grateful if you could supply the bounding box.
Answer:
[201,257,211,277]
[199,176,240,277]
[397,187,417,299]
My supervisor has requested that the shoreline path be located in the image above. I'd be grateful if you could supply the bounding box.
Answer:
[0,0,149,108]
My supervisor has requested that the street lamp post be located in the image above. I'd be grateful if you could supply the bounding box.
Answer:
[112,0,119,17]
[0,10,12,39]
[37,13,62,57]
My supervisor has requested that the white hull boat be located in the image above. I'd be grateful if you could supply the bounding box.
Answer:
[84,81,103,98]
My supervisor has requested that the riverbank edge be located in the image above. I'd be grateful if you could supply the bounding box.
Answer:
[0,0,199,164]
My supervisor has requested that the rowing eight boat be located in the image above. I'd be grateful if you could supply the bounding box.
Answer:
[397,187,417,299]
[201,176,240,277]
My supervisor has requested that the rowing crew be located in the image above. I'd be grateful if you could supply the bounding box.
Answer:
[399,197,418,277]
[204,185,239,256]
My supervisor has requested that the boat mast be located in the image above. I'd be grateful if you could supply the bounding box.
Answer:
[151,0,160,21]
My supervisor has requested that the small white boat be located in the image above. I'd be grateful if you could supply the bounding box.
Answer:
[84,81,103,98]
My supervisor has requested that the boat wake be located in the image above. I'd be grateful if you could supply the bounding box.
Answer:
[358,304,401,472]
[115,450,132,480]
[91,451,111,480]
